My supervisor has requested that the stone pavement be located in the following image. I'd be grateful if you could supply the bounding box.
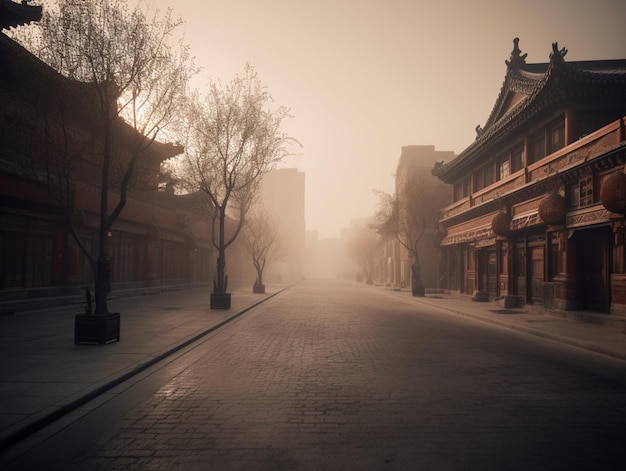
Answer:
[0,282,291,454]
[0,280,625,457]
[384,287,626,362]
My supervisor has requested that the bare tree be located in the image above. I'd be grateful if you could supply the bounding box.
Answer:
[13,0,194,316]
[175,64,296,309]
[372,169,448,296]
[243,207,280,293]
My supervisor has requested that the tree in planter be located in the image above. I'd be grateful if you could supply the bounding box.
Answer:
[372,168,448,296]
[242,207,281,293]
[175,64,296,309]
[345,220,379,285]
[15,0,193,319]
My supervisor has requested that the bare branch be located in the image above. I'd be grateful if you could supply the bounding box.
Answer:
[172,64,298,295]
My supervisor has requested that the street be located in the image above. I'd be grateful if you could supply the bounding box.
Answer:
[6,280,626,470]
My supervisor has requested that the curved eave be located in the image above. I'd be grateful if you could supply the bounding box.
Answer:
[434,57,626,184]
[1,32,111,124]
[2,33,182,166]
[111,118,185,164]
[482,66,546,131]
[150,141,184,162]
[0,0,42,30]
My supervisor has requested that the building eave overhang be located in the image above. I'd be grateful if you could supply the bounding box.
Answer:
[439,142,626,231]
[0,0,42,30]
[433,39,626,184]
[2,28,182,163]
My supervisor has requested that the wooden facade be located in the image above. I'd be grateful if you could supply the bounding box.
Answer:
[434,39,626,322]
[0,1,250,310]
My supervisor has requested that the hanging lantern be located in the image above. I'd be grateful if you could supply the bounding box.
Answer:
[491,211,510,236]
[600,172,626,214]
[538,192,566,225]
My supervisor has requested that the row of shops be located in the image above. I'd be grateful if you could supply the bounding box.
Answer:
[0,1,246,309]
[434,39,626,321]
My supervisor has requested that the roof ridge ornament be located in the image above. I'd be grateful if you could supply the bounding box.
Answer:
[505,38,527,69]
[549,42,568,62]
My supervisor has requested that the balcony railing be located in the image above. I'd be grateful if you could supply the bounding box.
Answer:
[440,117,625,221]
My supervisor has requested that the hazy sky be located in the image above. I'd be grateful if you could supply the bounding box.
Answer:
[150,0,626,239]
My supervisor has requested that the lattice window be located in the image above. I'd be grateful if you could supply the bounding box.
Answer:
[579,175,594,207]
[549,123,565,154]
[498,158,510,180]
[567,175,594,209]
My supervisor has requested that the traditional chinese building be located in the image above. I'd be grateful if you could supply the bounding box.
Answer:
[434,39,626,326]
[0,0,221,311]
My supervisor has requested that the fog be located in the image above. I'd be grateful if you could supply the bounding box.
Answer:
[151,0,626,239]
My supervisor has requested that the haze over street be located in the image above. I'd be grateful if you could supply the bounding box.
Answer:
[151,0,626,238]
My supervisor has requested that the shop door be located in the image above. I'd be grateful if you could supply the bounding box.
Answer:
[513,242,525,299]
[529,245,544,305]
[578,228,609,313]
[487,249,497,297]
[478,248,497,298]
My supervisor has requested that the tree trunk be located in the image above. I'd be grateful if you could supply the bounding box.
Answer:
[411,251,425,297]
[95,119,112,316]
[214,209,227,294]
[256,266,263,286]
[94,257,111,315]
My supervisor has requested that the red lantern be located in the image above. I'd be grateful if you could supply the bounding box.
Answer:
[600,172,626,214]
[491,211,510,236]
[538,193,566,225]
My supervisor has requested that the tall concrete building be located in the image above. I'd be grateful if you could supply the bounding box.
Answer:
[259,168,306,279]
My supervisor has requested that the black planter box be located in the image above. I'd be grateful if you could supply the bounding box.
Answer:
[74,312,120,345]
[210,292,231,309]
[253,283,265,294]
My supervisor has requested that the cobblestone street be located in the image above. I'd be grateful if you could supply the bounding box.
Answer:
[7,280,626,470]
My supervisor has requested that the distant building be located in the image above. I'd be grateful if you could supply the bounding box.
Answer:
[259,168,306,279]
[305,230,357,280]
[374,145,454,289]
[341,218,376,283]
[434,39,626,326]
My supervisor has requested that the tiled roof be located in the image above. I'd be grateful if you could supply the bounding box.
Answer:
[1,30,182,163]
[434,39,626,183]
[0,0,42,30]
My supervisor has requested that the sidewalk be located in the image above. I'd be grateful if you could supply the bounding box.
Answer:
[0,283,290,454]
[381,286,626,362]
[1,280,625,457]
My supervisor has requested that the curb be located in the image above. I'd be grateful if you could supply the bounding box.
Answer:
[384,289,626,362]
[0,285,292,453]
